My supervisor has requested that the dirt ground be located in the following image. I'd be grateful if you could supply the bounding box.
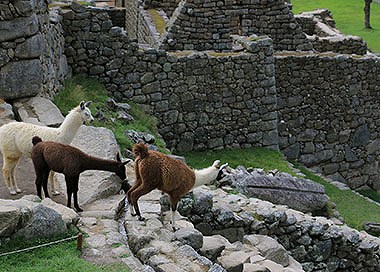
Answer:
[0,156,66,205]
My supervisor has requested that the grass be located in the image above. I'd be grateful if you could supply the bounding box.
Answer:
[358,188,380,203]
[182,147,297,175]
[54,75,166,152]
[292,0,380,53]
[0,230,130,272]
[148,9,167,35]
[294,164,380,231]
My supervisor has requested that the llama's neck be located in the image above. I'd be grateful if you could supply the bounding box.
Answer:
[82,156,120,173]
[193,166,218,188]
[57,110,83,143]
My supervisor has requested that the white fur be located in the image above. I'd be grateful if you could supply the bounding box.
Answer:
[0,101,93,195]
[193,160,228,188]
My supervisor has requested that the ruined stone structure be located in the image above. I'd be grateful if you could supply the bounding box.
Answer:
[0,0,68,99]
[1,0,380,192]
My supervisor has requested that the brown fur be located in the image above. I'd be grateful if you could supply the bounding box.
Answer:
[127,142,196,221]
[31,136,128,212]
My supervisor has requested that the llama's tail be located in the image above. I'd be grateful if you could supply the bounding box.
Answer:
[32,136,43,146]
[133,142,149,159]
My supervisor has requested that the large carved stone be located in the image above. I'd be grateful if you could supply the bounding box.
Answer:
[0,14,39,42]
[220,166,328,213]
[0,59,42,99]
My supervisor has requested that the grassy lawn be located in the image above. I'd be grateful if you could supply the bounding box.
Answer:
[0,234,129,272]
[183,149,380,232]
[292,0,380,53]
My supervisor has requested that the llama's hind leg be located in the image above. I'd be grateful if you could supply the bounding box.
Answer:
[2,155,20,195]
[169,196,180,231]
[49,171,60,195]
[35,170,49,199]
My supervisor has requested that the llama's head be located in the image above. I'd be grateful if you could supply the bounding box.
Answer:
[194,160,229,187]
[78,101,94,124]
[115,153,131,180]
[212,160,229,181]
[133,142,149,159]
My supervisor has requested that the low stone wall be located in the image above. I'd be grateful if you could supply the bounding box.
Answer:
[62,4,278,152]
[276,52,380,190]
[0,0,68,100]
[177,187,380,272]
[295,9,367,55]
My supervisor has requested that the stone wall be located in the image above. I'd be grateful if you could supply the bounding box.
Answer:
[295,9,367,55]
[0,0,68,100]
[276,52,380,190]
[159,0,312,51]
[178,187,380,272]
[62,4,279,152]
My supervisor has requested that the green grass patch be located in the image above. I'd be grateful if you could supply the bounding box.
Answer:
[54,75,166,152]
[358,188,380,203]
[293,163,380,231]
[0,229,130,272]
[148,9,166,35]
[292,0,380,53]
[182,147,297,175]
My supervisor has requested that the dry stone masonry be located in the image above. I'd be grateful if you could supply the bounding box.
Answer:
[2,0,380,192]
[0,0,68,99]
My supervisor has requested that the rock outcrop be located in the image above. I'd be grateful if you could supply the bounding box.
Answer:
[219,166,329,214]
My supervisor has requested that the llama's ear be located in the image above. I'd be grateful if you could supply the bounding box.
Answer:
[123,159,132,165]
[116,153,122,162]
[212,160,221,168]
[80,101,85,110]
[219,163,228,170]
[84,101,92,108]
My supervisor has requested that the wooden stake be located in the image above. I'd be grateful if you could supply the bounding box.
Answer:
[77,233,83,252]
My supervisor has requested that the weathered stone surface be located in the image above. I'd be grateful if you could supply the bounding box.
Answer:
[0,14,39,42]
[174,228,203,250]
[15,33,43,59]
[0,205,22,238]
[221,166,328,213]
[200,235,230,262]
[13,96,64,127]
[244,235,289,267]
[14,204,67,239]
[0,59,42,99]
[41,198,79,226]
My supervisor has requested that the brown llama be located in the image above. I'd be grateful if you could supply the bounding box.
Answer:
[31,136,130,212]
[127,142,228,230]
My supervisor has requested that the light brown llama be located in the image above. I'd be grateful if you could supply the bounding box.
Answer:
[128,142,228,230]
[31,136,130,212]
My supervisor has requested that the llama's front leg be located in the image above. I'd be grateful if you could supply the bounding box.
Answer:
[66,186,72,209]
[49,171,60,195]
[130,184,155,221]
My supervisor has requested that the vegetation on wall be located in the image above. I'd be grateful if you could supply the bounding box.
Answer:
[54,76,166,152]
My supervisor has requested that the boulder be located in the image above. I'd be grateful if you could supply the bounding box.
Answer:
[0,99,15,125]
[13,96,64,126]
[15,204,67,239]
[221,166,328,213]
